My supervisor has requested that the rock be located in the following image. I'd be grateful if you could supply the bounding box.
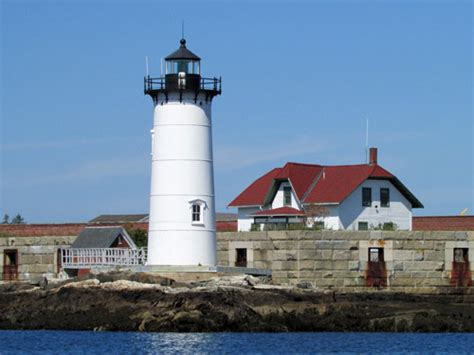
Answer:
[59,279,100,289]
[296,281,314,289]
[39,277,48,290]
[252,284,294,290]
[0,275,473,332]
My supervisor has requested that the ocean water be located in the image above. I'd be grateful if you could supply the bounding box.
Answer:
[0,331,473,354]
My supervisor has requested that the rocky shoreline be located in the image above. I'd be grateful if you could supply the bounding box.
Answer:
[1,273,473,332]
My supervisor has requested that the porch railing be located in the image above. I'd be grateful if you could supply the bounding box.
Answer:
[61,248,147,269]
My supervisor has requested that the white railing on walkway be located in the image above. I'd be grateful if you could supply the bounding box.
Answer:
[61,248,147,269]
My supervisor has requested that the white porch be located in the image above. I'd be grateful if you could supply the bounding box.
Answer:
[61,248,147,269]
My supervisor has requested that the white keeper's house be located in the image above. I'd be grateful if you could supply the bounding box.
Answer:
[228,148,423,231]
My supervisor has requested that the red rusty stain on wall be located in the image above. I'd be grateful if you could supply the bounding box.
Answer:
[366,261,387,287]
[365,248,387,287]
[451,261,472,287]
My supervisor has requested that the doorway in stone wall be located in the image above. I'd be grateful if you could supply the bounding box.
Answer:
[366,247,387,287]
[451,248,472,287]
[235,248,247,267]
[3,249,18,281]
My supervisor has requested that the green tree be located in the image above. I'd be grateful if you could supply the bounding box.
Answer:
[2,214,9,224]
[11,213,25,224]
[125,224,148,248]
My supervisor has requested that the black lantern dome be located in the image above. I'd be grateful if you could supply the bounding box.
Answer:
[165,39,201,61]
[144,38,221,103]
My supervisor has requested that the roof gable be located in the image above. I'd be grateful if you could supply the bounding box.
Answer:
[262,163,324,206]
[278,163,323,200]
[71,227,137,249]
[228,168,282,207]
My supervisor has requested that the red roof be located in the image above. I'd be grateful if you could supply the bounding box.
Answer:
[216,220,237,232]
[274,163,323,199]
[413,216,474,231]
[251,207,306,217]
[305,164,393,204]
[228,168,282,207]
[0,221,237,236]
[228,162,422,208]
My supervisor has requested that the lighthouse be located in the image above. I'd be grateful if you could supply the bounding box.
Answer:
[144,39,221,266]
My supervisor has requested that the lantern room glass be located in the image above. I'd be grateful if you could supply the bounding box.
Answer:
[166,60,200,75]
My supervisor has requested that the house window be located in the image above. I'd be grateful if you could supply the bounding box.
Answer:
[454,248,468,263]
[283,186,292,206]
[362,188,372,207]
[358,221,369,231]
[192,204,202,223]
[380,188,390,207]
[369,248,384,262]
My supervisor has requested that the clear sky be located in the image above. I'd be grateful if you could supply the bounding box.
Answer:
[1,0,472,223]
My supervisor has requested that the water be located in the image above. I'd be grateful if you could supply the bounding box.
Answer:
[0,331,473,354]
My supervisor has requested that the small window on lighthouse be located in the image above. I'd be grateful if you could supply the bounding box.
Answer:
[192,204,202,223]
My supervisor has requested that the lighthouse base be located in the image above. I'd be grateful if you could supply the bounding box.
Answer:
[147,230,216,266]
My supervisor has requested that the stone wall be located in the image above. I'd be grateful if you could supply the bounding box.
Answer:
[3,230,474,289]
[0,236,77,281]
[217,230,474,290]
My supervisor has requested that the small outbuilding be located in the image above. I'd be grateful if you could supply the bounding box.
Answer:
[63,227,138,276]
[70,226,136,249]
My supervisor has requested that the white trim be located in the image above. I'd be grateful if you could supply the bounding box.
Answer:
[120,229,138,249]
[286,178,302,208]
[189,199,207,226]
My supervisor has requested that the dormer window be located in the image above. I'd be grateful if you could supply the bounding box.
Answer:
[283,186,292,206]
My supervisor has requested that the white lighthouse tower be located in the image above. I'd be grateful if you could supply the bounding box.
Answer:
[144,39,221,266]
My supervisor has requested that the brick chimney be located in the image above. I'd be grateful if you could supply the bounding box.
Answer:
[369,147,378,165]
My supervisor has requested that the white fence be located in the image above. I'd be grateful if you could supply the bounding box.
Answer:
[61,248,147,269]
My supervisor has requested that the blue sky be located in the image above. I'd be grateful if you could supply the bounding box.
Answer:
[1,0,472,223]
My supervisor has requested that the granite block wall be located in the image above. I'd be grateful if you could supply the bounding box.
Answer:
[0,236,77,281]
[217,230,474,289]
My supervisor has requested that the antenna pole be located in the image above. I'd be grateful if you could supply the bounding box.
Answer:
[182,20,184,38]
[145,56,149,76]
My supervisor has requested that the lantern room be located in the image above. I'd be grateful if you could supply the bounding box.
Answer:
[144,38,221,101]
[163,39,201,91]
[165,39,201,75]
